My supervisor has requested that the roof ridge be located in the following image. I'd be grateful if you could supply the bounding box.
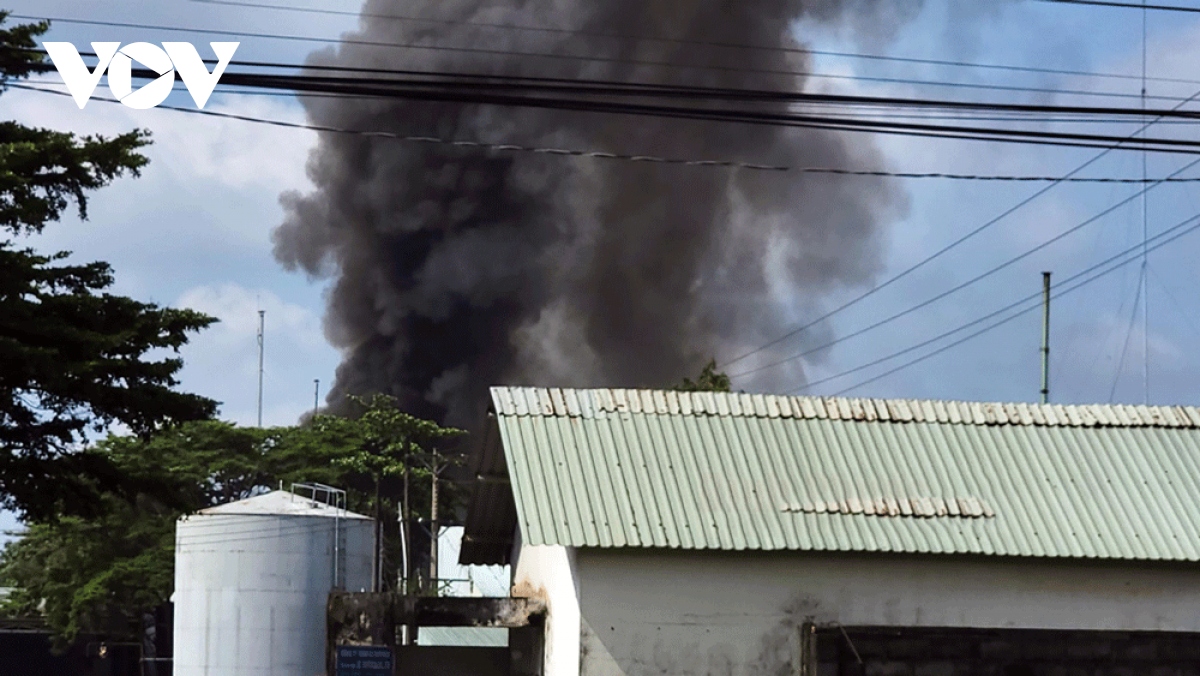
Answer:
[488,386,1200,428]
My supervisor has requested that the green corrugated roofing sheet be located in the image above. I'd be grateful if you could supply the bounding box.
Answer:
[486,387,1200,561]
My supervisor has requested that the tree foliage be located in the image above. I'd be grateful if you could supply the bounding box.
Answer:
[0,14,216,519]
[0,405,468,644]
[308,394,466,594]
[324,394,465,482]
[674,358,732,392]
[0,421,325,644]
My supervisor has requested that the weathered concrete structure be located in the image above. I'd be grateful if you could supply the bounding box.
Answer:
[326,593,545,676]
[462,387,1200,676]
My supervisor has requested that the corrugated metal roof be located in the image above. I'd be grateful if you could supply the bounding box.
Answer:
[473,387,1200,563]
[490,387,1200,428]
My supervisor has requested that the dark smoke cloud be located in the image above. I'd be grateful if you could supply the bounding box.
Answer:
[274,0,914,425]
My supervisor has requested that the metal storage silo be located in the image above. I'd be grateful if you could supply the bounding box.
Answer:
[173,487,374,676]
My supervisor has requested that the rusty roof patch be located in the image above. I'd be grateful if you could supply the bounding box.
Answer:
[489,387,1200,428]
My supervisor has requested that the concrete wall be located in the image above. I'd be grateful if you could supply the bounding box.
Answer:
[512,531,580,676]
[569,548,1200,676]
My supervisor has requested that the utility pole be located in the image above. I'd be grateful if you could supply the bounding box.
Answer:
[256,310,265,427]
[1040,272,1051,405]
[313,379,320,417]
[416,448,458,596]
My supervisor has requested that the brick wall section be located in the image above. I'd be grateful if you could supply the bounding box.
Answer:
[816,627,1200,676]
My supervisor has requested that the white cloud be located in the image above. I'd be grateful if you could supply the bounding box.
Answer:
[4,86,316,249]
[177,283,325,350]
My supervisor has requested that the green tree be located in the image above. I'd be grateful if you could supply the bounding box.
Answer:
[0,421,340,644]
[675,359,732,392]
[0,14,216,519]
[0,406,467,643]
[314,394,465,593]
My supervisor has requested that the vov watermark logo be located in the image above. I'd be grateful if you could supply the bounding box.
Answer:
[42,42,239,110]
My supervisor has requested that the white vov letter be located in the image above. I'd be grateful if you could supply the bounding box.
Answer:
[163,42,239,109]
[42,42,120,109]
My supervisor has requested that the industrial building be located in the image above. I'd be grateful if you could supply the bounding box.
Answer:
[460,387,1200,675]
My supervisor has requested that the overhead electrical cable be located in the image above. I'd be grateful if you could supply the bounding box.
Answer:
[25,44,1200,118]
[16,82,1200,181]
[1108,271,1145,402]
[18,13,1011,87]
[22,66,1200,156]
[720,86,1200,371]
[184,0,1200,87]
[17,13,1200,100]
[813,208,1200,396]
[729,152,1200,380]
[37,46,1191,107]
[37,74,1200,120]
[177,71,1200,120]
[1038,0,1200,12]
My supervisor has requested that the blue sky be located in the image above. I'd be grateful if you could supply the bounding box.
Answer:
[4,1,1200,534]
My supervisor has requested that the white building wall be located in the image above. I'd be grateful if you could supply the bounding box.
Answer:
[511,529,581,676]
[561,548,1200,676]
[173,513,373,676]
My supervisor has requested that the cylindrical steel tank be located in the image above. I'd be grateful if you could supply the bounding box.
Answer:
[173,490,374,676]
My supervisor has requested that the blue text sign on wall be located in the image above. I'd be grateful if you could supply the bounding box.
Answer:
[336,645,394,676]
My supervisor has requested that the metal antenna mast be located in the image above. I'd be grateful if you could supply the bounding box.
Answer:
[257,310,265,427]
[1141,0,1150,404]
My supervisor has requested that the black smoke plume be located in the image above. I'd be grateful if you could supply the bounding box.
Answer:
[274,0,913,425]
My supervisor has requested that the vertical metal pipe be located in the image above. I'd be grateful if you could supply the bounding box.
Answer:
[1041,272,1052,405]
[430,467,439,595]
[313,379,320,417]
[256,310,265,427]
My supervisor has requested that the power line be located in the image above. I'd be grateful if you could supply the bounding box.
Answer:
[24,45,1200,130]
[720,86,1200,371]
[19,12,1200,103]
[729,152,1200,380]
[1108,270,1145,402]
[40,79,1200,121]
[30,64,1200,155]
[16,13,985,89]
[30,48,1194,108]
[29,43,1200,120]
[1038,0,1200,12]
[205,71,1200,120]
[819,208,1200,396]
[185,0,1200,87]
[17,82,1200,182]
